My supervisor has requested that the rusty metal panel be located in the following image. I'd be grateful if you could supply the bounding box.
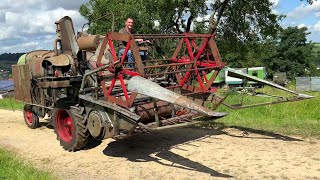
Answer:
[26,55,45,78]
[12,65,22,101]
[130,38,145,76]
[311,77,320,91]
[37,80,70,88]
[12,65,32,103]
[47,54,72,66]
[136,101,173,122]
[107,32,130,42]
[78,35,101,51]
[57,16,78,57]
[296,77,311,92]
[26,50,52,62]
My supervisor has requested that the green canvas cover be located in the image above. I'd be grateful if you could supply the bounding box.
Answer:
[17,54,27,65]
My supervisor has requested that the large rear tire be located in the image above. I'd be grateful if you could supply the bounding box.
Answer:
[53,105,90,151]
[23,104,39,129]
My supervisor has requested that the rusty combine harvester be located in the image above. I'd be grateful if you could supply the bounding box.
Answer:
[12,16,313,151]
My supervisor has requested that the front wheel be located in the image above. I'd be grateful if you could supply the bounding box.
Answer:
[53,106,90,151]
[23,104,39,129]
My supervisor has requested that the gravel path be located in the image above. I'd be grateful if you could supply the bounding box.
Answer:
[0,109,319,180]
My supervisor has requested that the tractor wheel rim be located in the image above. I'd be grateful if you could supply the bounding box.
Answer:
[25,111,33,125]
[56,109,73,143]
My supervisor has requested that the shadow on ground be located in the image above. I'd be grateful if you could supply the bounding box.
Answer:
[201,122,302,141]
[226,126,303,141]
[103,127,230,178]
[103,123,302,178]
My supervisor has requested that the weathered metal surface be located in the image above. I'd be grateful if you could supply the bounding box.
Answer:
[86,109,114,139]
[25,50,55,78]
[26,57,45,78]
[222,96,313,109]
[87,110,104,138]
[56,16,78,57]
[37,80,70,88]
[134,34,214,39]
[87,41,113,67]
[128,76,228,117]
[168,33,225,93]
[81,60,139,109]
[91,32,227,109]
[25,50,73,78]
[138,111,226,131]
[12,65,32,103]
[107,32,131,42]
[129,37,145,75]
[78,94,140,121]
[25,50,53,62]
[77,35,101,51]
[80,60,120,91]
[136,101,173,122]
[46,54,72,66]
[145,67,213,77]
[143,61,195,69]
[146,112,197,127]
[138,121,200,131]
[208,94,226,110]
[273,72,288,86]
[227,67,313,99]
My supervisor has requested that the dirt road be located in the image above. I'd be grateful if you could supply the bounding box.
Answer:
[0,109,319,180]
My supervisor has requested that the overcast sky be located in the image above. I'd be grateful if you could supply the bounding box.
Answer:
[1,0,320,54]
[0,0,88,54]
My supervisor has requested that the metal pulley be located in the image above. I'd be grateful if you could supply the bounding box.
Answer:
[87,110,114,140]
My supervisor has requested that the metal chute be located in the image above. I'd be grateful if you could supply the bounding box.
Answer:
[128,76,228,118]
[220,67,314,109]
[226,67,313,99]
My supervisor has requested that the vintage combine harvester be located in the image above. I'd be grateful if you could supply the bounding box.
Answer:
[12,16,313,151]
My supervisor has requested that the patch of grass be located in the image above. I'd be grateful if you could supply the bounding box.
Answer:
[0,148,55,180]
[0,98,24,110]
[211,89,320,137]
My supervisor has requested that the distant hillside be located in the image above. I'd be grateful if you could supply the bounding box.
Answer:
[0,53,25,62]
[0,53,25,78]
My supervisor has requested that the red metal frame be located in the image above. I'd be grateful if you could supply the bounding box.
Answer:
[94,32,225,108]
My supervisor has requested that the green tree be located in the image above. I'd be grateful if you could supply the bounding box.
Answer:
[207,0,315,33]
[79,0,156,34]
[79,0,282,61]
[79,0,316,35]
[79,0,318,74]
[79,0,212,34]
[203,0,282,68]
[264,27,318,79]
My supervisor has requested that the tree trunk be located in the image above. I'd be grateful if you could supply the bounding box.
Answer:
[209,0,230,34]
